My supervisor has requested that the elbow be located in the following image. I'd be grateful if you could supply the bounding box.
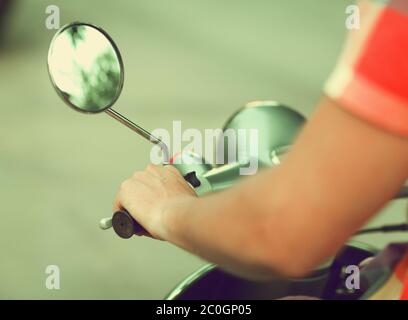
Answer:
[253,218,322,279]
[254,236,317,278]
[246,248,316,281]
[257,249,318,279]
[274,254,316,279]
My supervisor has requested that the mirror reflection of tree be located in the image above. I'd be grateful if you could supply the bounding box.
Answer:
[66,25,85,47]
[62,25,121,111]
[77,51,121,111]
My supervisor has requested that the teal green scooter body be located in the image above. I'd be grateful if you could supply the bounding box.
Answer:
[166,241,378,300]
[172,100,306,195]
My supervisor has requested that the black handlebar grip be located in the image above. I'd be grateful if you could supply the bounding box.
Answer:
[112,210,146,239]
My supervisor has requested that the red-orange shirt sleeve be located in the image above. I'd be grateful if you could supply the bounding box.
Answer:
[324,0,408,137]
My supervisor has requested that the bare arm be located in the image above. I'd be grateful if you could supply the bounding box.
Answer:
[114,97,408,279]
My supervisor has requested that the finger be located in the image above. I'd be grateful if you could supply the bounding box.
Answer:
[135,230,151,237]
[112,180,128,212]
[145,164,164,177]
[112,192,123,212]
[135,229,163,240]
[163,164,183,178]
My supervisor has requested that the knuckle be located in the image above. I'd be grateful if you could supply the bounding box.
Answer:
[146,164,156,170]
[120,179,130,190]
[146,164,160,173]
[167,166,181,177]
[132,171,143,178]
[166,165,181,176]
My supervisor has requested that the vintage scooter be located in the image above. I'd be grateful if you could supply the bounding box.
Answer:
[47,22,408,299]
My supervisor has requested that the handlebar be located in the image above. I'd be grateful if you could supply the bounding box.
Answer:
[101,171,200,239]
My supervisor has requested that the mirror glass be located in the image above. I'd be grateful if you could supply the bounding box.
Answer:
[47,23,124,113]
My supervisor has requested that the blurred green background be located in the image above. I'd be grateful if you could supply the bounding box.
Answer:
[0,0,406,299]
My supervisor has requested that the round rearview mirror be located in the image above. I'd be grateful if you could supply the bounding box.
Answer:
[47,22,124,113]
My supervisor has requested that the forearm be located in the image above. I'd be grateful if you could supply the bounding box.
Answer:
[160,98,408,280]
[162,170,308,280]
[117,99,408,281]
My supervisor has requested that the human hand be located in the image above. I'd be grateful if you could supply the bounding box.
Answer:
[113,165,197,240]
